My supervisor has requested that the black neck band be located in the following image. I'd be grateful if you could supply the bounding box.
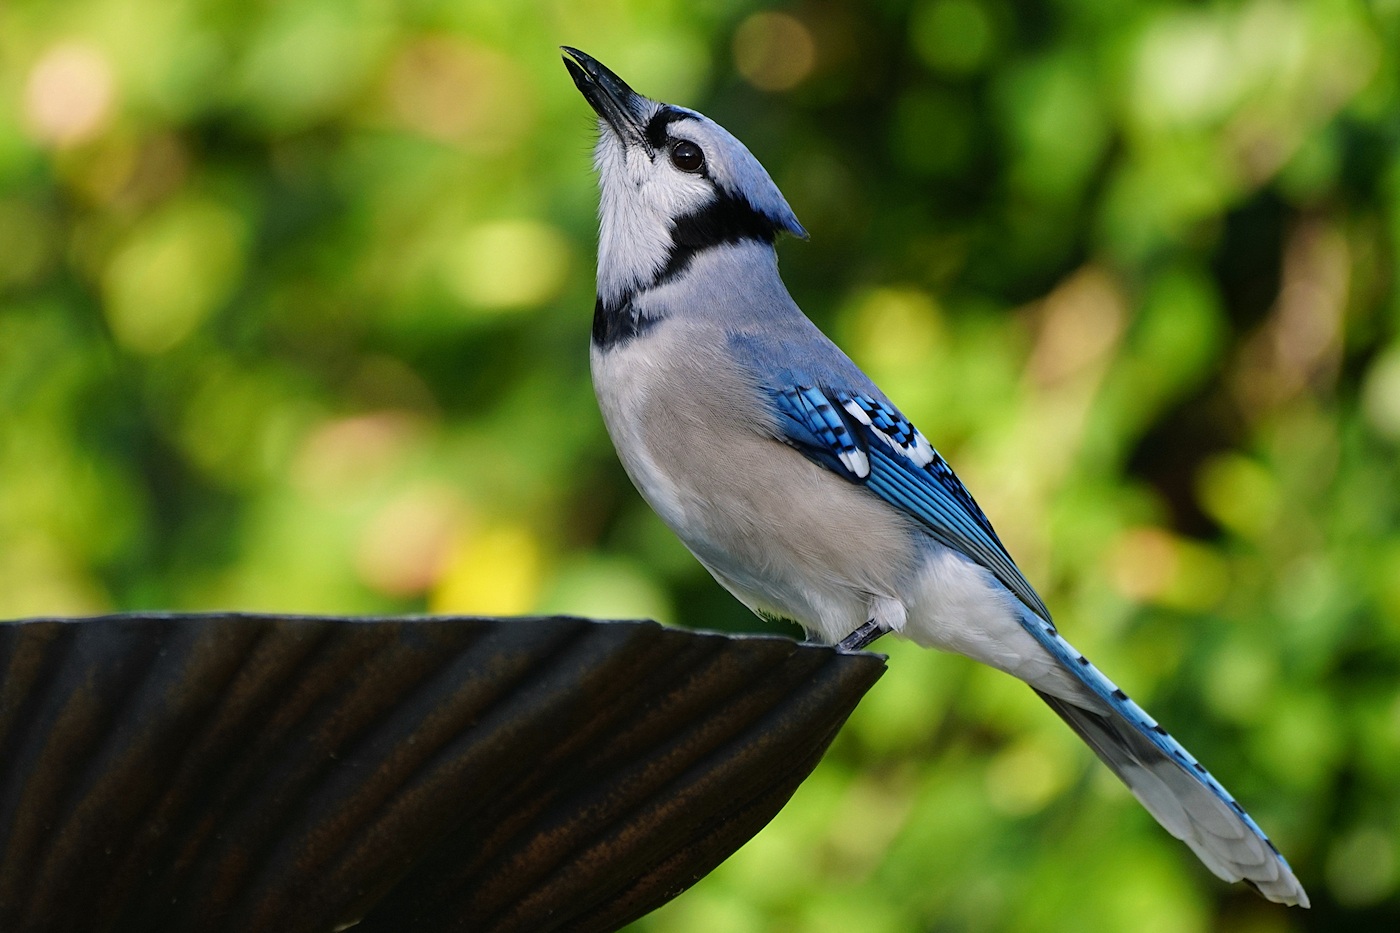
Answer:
[657,193,779,284]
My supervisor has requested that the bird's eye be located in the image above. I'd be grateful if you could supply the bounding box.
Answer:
[670,140,705,173]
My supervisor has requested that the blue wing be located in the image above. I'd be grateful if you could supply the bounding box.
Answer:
[769,384,1052,621]
[770,382,1307,903]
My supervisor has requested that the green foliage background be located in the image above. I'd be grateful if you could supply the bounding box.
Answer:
[2,0,1398,929]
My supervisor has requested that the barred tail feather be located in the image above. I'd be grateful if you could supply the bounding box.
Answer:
[1034,689,1308,906]
[1015,608,1308,907]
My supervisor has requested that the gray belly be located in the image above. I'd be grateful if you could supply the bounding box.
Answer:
[591,332,920,638]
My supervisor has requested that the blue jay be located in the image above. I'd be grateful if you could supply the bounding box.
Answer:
[561,46,1307,907]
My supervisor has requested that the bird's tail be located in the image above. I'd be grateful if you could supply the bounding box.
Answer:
[1016,608,1309,906]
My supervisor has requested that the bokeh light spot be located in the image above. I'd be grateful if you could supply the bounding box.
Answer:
[1026,266,1126,387]
[1133,14,1237,128]
[537,556,673,625]
[431,524,543,615]
[1362,345,1400,440]
[1196,453,1280,541]
[443,219,571,312]
[842,287,944,372]
[385,37,534,151]
[824,773,916,877]
[293,412,426,501]
[235,0,387,130]
[23,41,116,148]
[911,0,996,76]
[1327,826,1398,906]
[1204,637,1277,725]
[101,197,247,354]
[985,735,1069,815]
[356,484,463,597]
[734,13,817,92]
[0,536,110,617]
[179,362,303,487]
[1110,527,1178,602]
[1110,526,1228,611]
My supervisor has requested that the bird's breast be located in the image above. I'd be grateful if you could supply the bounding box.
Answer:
[589,327,698,531]
[590,324,922,638]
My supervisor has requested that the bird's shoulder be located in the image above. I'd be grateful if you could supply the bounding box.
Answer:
[724,331,1049,619]
[725,319,883,396]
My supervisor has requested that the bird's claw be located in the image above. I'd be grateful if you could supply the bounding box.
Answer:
[837,618,889,652]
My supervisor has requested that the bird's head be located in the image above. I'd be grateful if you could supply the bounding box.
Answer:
[562,47,806,306]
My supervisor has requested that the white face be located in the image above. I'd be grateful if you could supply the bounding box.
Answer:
[590,102,806,306]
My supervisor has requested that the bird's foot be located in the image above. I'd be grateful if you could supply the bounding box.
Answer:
[837,618,889,652]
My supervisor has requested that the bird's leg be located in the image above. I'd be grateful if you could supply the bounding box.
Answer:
[837,618,890,652]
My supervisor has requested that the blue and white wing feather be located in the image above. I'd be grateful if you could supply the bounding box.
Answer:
[770,386,870,479]
[766,379,1308,906]
[769,383,1051,621]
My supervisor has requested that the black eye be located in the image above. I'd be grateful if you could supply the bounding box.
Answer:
[670,140,704,173]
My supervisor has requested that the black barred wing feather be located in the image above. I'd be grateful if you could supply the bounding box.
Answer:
[769,385,1051,621]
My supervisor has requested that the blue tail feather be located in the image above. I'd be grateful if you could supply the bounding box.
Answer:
[1015,605,1307,906]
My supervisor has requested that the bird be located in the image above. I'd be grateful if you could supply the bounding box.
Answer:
[560,45,1308,907]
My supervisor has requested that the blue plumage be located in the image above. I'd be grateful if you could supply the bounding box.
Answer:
[563,45,1308,907]
[771,386,870,479]
[1014,600,1292,868]
[770,382,1051,621]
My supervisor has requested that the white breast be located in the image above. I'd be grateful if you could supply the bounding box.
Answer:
[589,329,693,532]
[590,322,922,643]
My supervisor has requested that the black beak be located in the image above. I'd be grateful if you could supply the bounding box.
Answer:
[561,46,650,153]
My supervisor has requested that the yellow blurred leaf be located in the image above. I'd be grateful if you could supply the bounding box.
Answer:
[430,523,543,616]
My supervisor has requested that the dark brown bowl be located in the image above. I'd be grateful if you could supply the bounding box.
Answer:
[0,613,883,933]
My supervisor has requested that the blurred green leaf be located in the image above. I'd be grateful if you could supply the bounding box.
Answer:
[2,0,1398,928]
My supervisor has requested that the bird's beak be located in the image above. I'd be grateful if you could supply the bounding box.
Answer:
[561,46,651,154]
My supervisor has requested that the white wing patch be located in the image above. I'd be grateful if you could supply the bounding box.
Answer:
[840,447,871,478]
[840,394,935,467]
[775,386,871,479]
